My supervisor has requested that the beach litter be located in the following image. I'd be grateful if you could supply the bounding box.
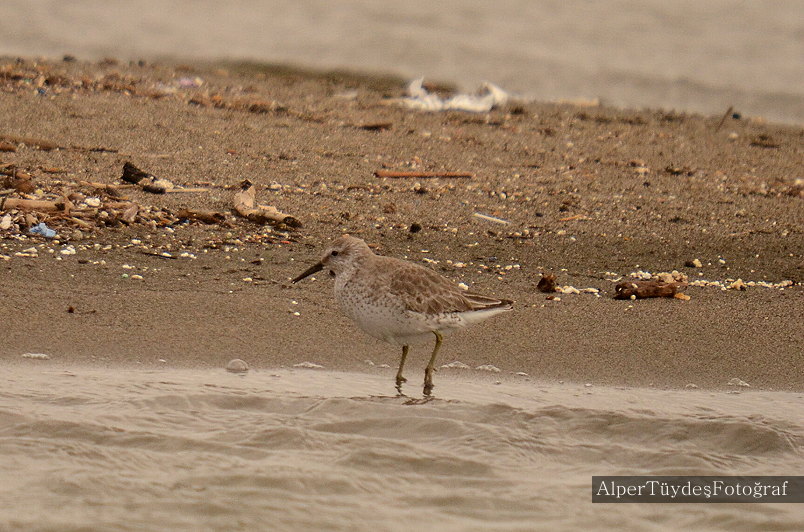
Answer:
[28,222,56,238]
[394,78,510,113]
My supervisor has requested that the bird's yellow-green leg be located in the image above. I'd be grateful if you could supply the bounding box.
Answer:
[423,331,443,396]
[395,345,409,394]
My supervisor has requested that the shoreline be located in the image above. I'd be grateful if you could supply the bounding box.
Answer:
[1,57,802,392]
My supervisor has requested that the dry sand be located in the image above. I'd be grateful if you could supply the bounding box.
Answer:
[1,57,802,391]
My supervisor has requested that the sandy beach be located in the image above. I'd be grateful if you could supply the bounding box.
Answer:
[1,57,803,531]
[1,57,801,390]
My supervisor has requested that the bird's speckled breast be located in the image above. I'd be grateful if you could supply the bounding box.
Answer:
[334,276,437,345]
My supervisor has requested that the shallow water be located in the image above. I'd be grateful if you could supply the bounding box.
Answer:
[1,366,802,531]
[0,0,802,123]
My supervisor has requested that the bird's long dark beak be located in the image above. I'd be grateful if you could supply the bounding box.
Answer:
[292,262,323,283]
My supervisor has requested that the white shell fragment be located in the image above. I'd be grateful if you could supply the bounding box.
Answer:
[22,352,50,360]
[293,361,324,369]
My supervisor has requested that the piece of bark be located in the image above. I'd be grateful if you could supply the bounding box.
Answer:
[537,273,557,293]
[614,280,687,299]
[177,208,226,224]
[233,180,301,227]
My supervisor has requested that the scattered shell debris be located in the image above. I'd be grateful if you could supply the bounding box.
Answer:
[727,378,751,387]
[441,361,471,369]
[22,352,50,360]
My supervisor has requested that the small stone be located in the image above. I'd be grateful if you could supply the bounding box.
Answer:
[475,364,501,372]
[584,383,593,387]
[728,279,747,291]
[685,383,698,389]
[226,358,249,373]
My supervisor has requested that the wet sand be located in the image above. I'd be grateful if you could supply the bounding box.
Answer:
[2,367,803,531]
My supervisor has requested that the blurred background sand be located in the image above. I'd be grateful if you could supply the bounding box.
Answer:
[1,0,802,123]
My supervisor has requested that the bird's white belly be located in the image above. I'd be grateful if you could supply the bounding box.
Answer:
[336,287,458,346]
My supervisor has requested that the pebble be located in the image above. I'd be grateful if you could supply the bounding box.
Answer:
[475,364,501,372]
[226,358,249,373]
[685,383,698,389]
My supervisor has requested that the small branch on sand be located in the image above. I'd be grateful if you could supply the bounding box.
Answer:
[559,214,590,222]
[1,197,73,212]
[473,212,510,225]
[177,208,227,225]
[714,105,734,133]
[374,170,473,179]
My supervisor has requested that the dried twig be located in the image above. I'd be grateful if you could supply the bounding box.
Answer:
[177,208,226,224]
[714,105,734,132]
[374,170,473,179]
[473,212,510,224]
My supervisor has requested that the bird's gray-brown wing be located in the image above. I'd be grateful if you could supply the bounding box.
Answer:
[383,258,511,315]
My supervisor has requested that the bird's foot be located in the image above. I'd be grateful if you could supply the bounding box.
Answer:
[423,374,434,396]
[395,375,407,396]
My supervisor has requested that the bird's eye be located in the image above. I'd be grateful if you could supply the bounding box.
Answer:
[331,250,339,257]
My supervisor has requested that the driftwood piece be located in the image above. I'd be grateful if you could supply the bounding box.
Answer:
[1,197,73,213]
[233,180,301,227]
[177,208,227,224]
[614,280,687,299]
[374,170,473,179]
[0,134,60,151]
